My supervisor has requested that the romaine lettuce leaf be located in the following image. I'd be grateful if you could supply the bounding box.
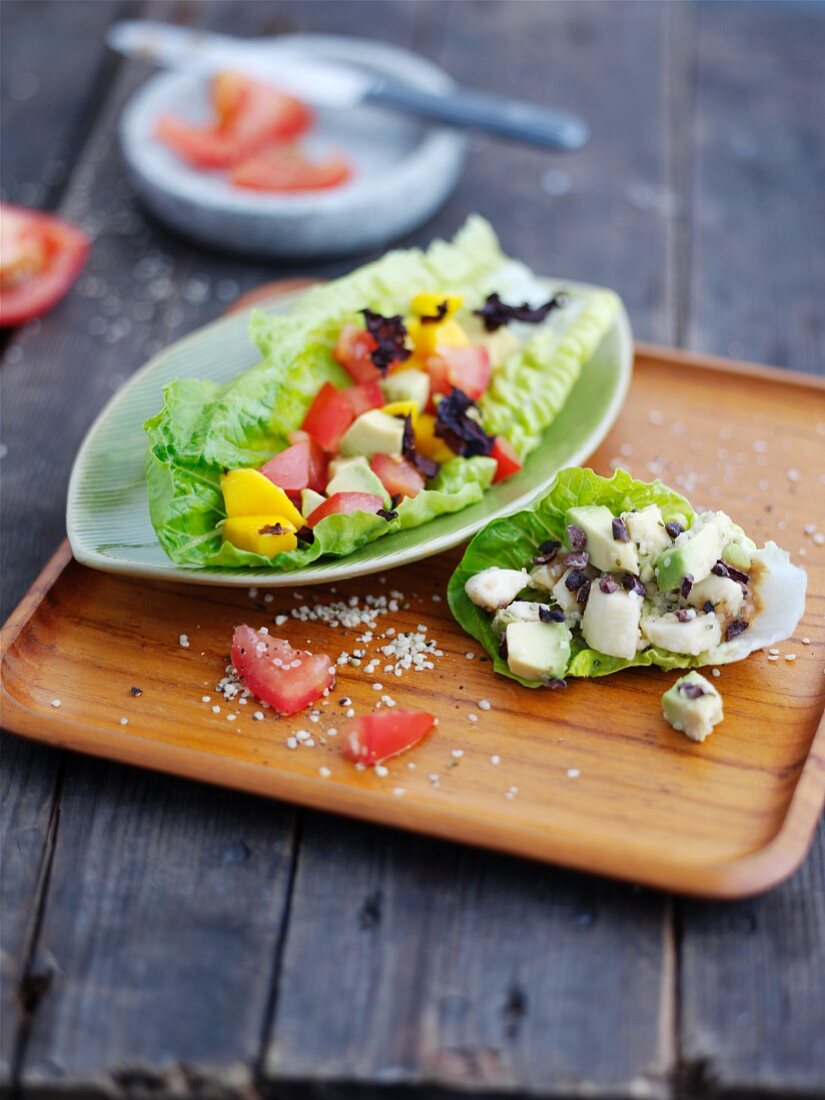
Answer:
[447,467,698,685]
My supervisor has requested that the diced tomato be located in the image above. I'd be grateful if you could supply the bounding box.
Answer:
[156,71,313,170]
[259,437,328,498]
[333,324,381,384]
[231,625,335,716]
[306,491,385,528]
[491,435,522,483]
[341,709,435,765]
[426,345,491,401]
[231,146,351,192]
[344,380,384,417]
[301,382,356,453]
[370,453,425,499]
[0,204,89,327]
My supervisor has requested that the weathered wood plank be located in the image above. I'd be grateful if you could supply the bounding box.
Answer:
[264,4,682,1096]
[678,3,825,1094]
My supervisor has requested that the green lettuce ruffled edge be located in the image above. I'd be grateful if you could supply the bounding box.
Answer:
[447,467,703,685]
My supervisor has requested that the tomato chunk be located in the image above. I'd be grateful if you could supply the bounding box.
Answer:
[231,625,334,716]
[231,147,351,192]
[156,72,313,170]
[301,382,356,453]
[491,435,523,483]
[259,437,328,499]
[370,454,425,499]
[341,709,436,765]
[344,380,384,418]
[333,324,381,384]
[427,346,491,401]
[0,204,89,327]
[305,491,386,528]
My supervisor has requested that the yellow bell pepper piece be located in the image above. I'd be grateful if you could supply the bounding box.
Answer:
[411,292,463,320]
[381,400,419,428]
[414,413,454,464]
[220,468,304,529]
[407,317,469,358]
[223,515,298,557]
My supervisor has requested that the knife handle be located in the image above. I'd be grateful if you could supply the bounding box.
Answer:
[366,80,589,151]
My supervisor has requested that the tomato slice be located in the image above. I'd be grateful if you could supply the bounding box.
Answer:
[306,491,385,528]
[0,204,89,327]
[491,435,522,483]
[232,626,335,716]
[231,146,351,192]
[427,346,491,401]
[341,709,436,765]
[259,437,328,498]
[301,382,356,453]
[156,71,313,170]
[344,380,384,417]
[333,324,381,384]
[370,454,425,499]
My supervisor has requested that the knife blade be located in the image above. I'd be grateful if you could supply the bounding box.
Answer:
[107,21,589,151]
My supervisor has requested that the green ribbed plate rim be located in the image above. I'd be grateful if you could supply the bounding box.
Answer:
[67,283,633,588]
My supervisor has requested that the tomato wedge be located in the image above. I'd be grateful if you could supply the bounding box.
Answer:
[426,346,491,401]
[341,709,436,765]
[231,625,334,716]
[370,454,425,499]
[156,71,313,170]
[0,204,89,327]
[491,435,522,483]
[344,380,384,417]
[301,382,356,453]
[333,324,381,384]
[231,147,351,192]
[259,437,328,499]
[305,491,385,528]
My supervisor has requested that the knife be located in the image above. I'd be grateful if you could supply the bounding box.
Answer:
[107,21,589,152]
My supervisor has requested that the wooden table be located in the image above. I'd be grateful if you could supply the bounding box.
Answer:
[1,2,823,1096]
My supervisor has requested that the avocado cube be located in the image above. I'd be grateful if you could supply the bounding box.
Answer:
[338,410,405,459]
[505,620,571,681]
[300,489,326,520]
[380,368,430,410]
[326,457,390,505]
[662,672,723,742]
[566,505,639,573]
[655,511,733,591]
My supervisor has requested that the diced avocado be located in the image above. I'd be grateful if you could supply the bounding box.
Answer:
[622,505,671,557]
[641,609,722,655]
[492,600,547,634]
[581,583,643,659]
[326,458,390,505]
[465,567,531,611]
[327,455,367,481]
[566,505,639,573]
[721,541,752,571]
[688,574,745,617]
[662,672,723,742]
[505,620,571,681]
[380,368,430,410]
[655,511,733,591]
[300,489,326,519]
[338,409,405,459]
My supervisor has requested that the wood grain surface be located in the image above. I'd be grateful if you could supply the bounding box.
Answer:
[1,2,823,1097]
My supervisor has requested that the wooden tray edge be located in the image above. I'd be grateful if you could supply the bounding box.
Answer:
[635,341,825,391]
[2,548,823,900]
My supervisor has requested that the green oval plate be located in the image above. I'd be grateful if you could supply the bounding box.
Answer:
[67,284,632,587]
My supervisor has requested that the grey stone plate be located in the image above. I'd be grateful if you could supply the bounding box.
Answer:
[119,34,468,259]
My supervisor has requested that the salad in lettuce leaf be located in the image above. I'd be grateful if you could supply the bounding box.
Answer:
[144,217,621,570]
[448,467,806,687]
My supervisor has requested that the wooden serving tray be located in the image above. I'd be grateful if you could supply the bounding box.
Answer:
[3,344,824,897]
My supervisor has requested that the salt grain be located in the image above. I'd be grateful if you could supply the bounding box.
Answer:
[120,717,128,726]
[179,634,190,648]
[490,755,501,765]
[375,764,389,777]
[319,766,331,778]
[451,749,464,759]
[50,699,61,708]
[567,768,581,779]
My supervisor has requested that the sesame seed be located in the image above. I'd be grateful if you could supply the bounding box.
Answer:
[120,717,128,726]
[802,637,811,645]
[275,615,289,626]
[286,737,298,749]
[465,652,475,660]
[393,787,406,796]
[327,727,338,737]
[227,714,236,722]
[711,668,720,678]
[785,653,797,662]
[50,698,61,708]
[211,705,221,713]
[468,713,478,723]
[179,634,190,648]
[787,469,801,482]
[253,711,264,721]
[478,699,492,711]
[375,764,389,777]
[201,695,211,703]
[769,647,780,655]
[490,755,501,765]
[296,730,311,742]
[567,768,581,778]
[451,749,464,758]
[346,708,355,718]
[767,654,779,662]
[372,682,383,691]
[814,533,825,546]
[319,766,331,778]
